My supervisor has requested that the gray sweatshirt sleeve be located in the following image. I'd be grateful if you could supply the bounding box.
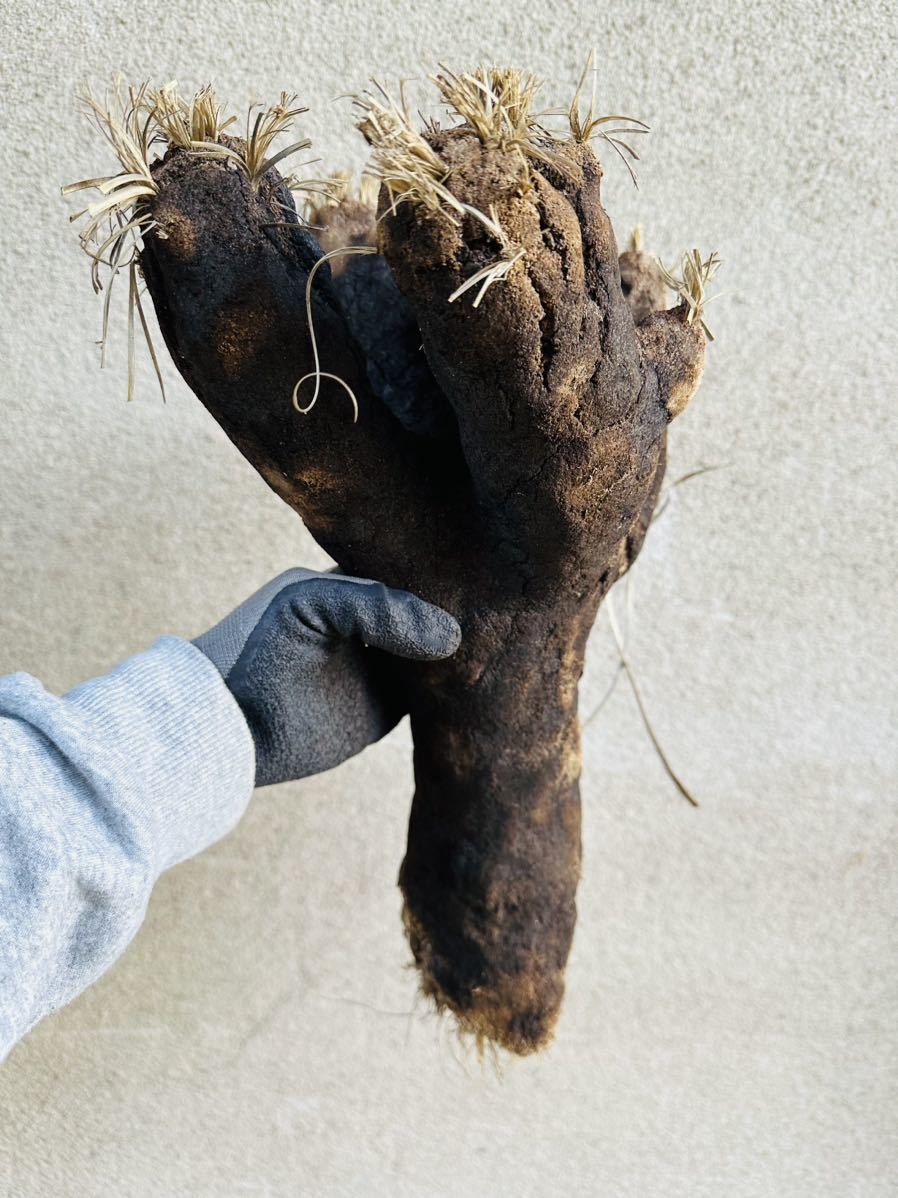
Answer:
[0,635,255,1059]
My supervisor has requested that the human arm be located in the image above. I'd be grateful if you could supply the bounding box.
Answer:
[0,570,459,1058]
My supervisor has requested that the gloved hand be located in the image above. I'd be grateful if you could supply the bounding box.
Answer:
[194,569,461,787]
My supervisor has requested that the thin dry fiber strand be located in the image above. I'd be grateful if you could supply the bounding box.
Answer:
[583,463,725,804]
[292,244,378,421]
[605,593,699,806]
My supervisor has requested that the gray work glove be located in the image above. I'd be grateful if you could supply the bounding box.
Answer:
[194,569,461,787]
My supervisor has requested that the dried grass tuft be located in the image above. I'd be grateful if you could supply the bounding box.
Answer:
[65,78,325,400]
[309,170,381,212]
[63,78,164,400]
[658,248,722,339]
[352,82,460,219]
[433,65,542,143]
[64,78,159,265]
[181,91,313,191]
[564,50,649,186]
[148,81,236,148]
[352,81,525,306]
[301,170,381,228]
[431,64,561,179]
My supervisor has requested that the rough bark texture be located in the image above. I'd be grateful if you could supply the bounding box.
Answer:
[138,129,705,1054]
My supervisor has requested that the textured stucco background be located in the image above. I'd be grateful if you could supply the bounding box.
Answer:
[0,1,895,1194]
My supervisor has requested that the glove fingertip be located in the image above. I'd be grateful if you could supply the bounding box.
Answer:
[403,603,462,661]
[433,611,463,658]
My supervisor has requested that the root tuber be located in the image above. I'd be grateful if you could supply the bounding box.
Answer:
[66,68,717,1055]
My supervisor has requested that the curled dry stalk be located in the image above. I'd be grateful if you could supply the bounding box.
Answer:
[291,244,378,421]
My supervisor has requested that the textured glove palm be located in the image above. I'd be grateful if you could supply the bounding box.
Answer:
[194,569,461,786]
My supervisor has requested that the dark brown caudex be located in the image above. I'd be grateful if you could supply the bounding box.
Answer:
[137,108,707,1055]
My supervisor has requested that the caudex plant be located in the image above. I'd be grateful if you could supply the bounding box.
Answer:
[65,61,719,1055]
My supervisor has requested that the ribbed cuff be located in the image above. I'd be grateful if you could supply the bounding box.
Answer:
[65,636,256,873]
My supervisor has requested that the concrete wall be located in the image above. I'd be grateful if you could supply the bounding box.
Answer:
[0,1,895,1193]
